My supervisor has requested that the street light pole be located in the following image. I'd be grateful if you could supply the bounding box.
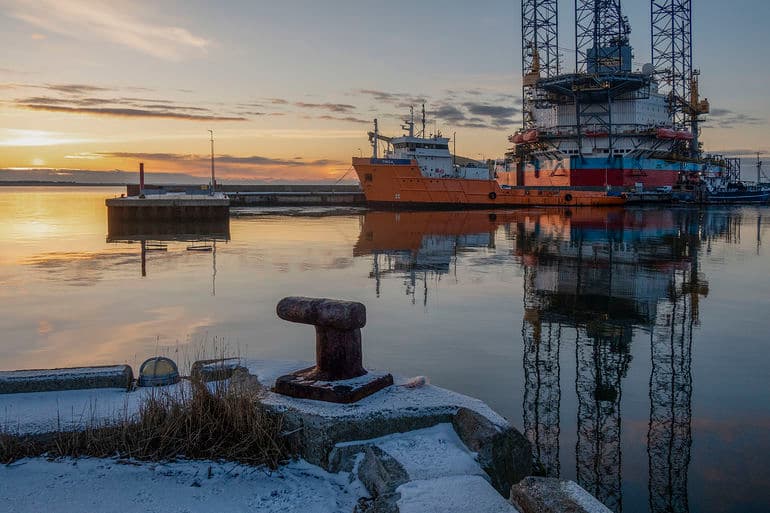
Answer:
[208,129,215,195]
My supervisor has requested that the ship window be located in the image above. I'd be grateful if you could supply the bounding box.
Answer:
[364,173,373,182]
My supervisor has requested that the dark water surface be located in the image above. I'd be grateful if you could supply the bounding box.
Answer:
[1,187,769,513]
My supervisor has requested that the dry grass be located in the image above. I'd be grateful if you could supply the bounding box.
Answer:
[0,379,293,467]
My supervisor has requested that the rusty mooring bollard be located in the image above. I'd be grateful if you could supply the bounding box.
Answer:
[273,296,393,403]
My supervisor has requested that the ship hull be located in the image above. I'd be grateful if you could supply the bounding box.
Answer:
[703,190,770,204]
[353,158,625,207]
[512,156,726,189]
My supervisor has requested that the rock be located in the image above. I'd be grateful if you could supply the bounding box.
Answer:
[452,407,532,495]
[510,477,613,513]
[329,444,409,497]
[227,367,264,396]
[0,365,133,394]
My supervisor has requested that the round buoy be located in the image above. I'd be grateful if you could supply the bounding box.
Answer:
[138,357,180,387]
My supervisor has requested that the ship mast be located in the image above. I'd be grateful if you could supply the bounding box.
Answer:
[422,104,427,138]
[372,119,379,158]
[402,106,415,137]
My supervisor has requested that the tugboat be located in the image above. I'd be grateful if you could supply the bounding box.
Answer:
[674,155,770,204]
[352,106,626,208]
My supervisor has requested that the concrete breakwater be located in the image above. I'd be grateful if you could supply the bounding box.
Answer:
[0,297,612,513]
[126,184,366,207]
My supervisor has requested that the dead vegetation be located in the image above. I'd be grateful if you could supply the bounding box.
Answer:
[0,378,293,467]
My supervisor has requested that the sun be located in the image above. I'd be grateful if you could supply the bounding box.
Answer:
[31,157,45,166]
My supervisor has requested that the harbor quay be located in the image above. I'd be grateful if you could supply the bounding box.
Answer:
[0,297,611,513]
[124,183,366,207]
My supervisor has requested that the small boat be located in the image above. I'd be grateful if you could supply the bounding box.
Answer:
[701,182,770,204]
[675,168,770,204]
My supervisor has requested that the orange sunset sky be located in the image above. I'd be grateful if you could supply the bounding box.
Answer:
[1,0,768,183]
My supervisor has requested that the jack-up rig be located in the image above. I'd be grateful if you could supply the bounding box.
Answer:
[511,0,737,191]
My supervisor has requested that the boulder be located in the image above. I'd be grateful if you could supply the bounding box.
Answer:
[510,477,612,513]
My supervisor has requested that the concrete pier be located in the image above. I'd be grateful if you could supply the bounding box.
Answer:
[126,184,366,207]
[106,195,230,223]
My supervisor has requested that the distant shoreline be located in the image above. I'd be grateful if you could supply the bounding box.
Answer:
[0,181,129,187]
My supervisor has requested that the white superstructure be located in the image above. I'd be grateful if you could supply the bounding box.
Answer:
[371,107,493,181]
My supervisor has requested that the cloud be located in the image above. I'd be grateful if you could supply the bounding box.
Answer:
[64,152,103,160]
[464,103,519,119]
[17,103,247,121]
[295,102,356,113]
[0,128,90,146]
[11,90,247,121]
[43,83,112,94]
[316,115,369,124]
[355,88,522,129]
[98,152,344,168]
[9,0,210,60]
[433,104,466,123]
[706,108,766,129]
[358,89,399,102]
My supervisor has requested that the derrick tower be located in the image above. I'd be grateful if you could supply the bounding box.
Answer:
[575,0,630,74]
[521,0,560,129]
[651,0,709,157]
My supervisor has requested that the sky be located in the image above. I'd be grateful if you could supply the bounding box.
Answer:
[0,0,768,183]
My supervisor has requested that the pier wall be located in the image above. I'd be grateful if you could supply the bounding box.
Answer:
[125,184,366,207]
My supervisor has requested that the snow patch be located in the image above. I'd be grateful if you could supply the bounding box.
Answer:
[0,457,367,513]
[0,366,128,381]
[244,359,509,428]
[337,423,484,481]
[397,475,520,513]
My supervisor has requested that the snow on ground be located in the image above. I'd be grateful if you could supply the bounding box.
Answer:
[0,359,523,513]
[338,423,485,481]
[246,360,509,428]
[0,457,367,513]
[0,384,181,435]
[0,359,509,437]
[397,475,519,513]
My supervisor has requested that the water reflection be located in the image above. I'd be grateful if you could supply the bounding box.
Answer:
[107,219,230,292]
[354,208,749,513]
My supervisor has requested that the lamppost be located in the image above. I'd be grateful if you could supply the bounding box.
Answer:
[208,129,215,195]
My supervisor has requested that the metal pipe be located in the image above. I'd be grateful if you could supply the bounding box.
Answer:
[139,162,144,195]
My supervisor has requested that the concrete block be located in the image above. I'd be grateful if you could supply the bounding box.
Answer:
[190,358,245,383]
[0,365,133,394]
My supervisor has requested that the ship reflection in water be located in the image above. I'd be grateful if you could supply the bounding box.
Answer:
[354,208,749,513]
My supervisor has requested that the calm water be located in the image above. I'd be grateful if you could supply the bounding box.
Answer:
[1,187,769,513]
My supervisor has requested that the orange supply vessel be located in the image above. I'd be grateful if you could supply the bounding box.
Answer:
[352,108,625,208]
